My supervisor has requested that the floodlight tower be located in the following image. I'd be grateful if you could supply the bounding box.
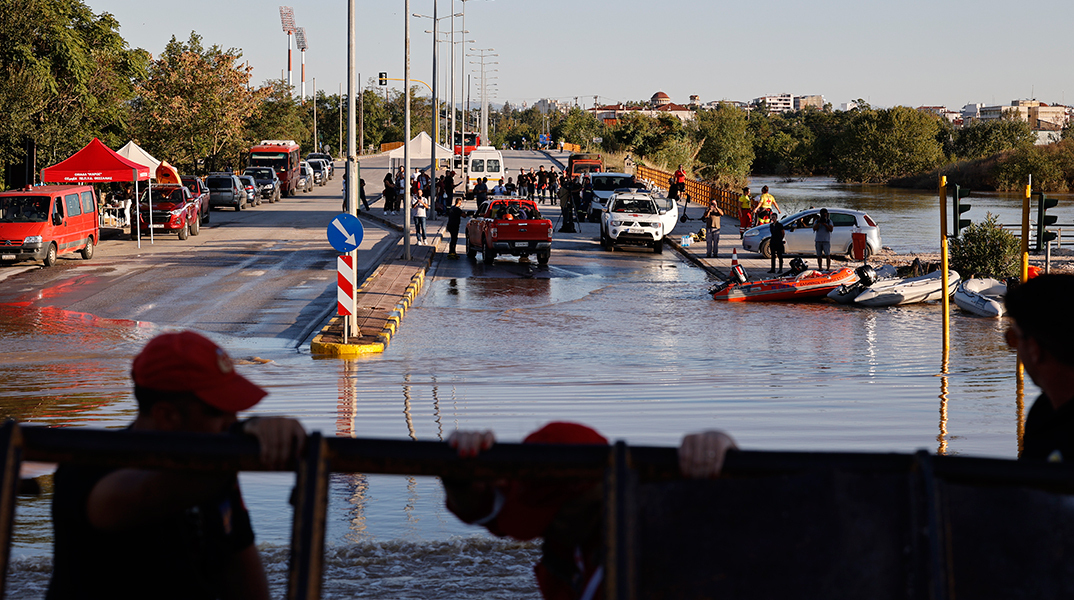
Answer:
[279,6,296,94]
[295,27,308,103]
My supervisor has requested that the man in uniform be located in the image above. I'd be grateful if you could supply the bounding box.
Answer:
[48,330,306,600]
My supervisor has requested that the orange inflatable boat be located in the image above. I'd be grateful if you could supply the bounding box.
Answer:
[711,267,857,302]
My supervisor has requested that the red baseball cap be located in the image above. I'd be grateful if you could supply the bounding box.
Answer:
[523,422,608,445]
[132,331,266,412]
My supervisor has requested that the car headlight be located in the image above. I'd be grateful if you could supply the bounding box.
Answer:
[24,235,42,244]
[170,208,186,216]
[611,219,623,226]
[744,230,759,239]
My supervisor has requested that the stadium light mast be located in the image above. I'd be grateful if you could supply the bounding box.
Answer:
[295,27,309,103]
[279,6,296,95]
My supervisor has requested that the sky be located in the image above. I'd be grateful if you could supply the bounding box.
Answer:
[89,0,1074,112]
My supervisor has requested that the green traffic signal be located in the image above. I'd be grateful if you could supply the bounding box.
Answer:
[949,184,972,233]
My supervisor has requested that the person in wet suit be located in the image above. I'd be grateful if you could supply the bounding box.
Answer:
[47,331,306,600]
[444,423,736,600]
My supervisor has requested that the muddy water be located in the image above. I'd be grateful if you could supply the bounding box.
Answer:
[1,256,1030,598]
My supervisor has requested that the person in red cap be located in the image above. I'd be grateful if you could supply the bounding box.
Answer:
[444,423,734,600]
[48,330,306,600]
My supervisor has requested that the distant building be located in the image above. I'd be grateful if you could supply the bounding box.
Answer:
[916,106,960,123]
[794,95,824,110]
[688,95,701,106]
[590,92,695,125]
[980,100,1068,129]
[961,103,983,122]
[535,98,569,115]
[838,101,859,112]
[751,93,794,113]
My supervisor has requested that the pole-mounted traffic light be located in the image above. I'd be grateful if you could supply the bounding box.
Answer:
[950,184,971,235]
[1033,191,1059,252]
[378,72,387,86]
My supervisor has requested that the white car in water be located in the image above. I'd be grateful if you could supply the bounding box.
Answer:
[599,191,668,253]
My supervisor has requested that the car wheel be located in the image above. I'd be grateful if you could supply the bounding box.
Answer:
[43,243,57,267]
[203,207,210,223]
[190,214,200,236]
[653,239,663,254]
[537,250,550,265]
[80,237,94,260]
[466,234,477,260]
[759,239,772,259]
[846,243,872,261]
[482,241,495,265]
[178,223,189,240]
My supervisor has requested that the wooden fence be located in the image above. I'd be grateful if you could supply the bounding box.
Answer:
[634,165,739,215]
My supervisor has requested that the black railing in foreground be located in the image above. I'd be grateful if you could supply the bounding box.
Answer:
[5,422,1074,599]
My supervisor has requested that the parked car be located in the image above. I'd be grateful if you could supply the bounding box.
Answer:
[742,207,882,260]
[306,152,333,179]
[587,173,643,221]
[465,197,553,265]
[307,159,328,186]
[180,176,211,223]
[298,162,314,193]
[242,167,281,203]
[600,192,667,253]
[206,173,246,211]
[0,184,98,267]
[135,185,199,240]
[238,175,260,207]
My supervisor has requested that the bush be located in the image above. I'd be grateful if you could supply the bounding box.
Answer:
[948,212,1021,278]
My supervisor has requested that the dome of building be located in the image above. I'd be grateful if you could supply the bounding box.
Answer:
[651,92,671,107]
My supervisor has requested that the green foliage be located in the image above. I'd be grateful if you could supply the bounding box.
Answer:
[694,103,753,180]
[992,144,1068,192]
[953,115,1035,160]
[832,106,945,183]
[0,0,146,184]
[246,79,310,151]
[552,107,604,149]
[130,32,265,173]
[948,212,1021,278]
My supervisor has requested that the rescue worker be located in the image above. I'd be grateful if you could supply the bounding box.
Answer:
[738,186,753,237]
[752,186,781,225]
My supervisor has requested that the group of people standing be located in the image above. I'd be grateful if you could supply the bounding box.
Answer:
[512,166,560,204]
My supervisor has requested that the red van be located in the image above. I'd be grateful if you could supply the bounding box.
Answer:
[0,184,99,267]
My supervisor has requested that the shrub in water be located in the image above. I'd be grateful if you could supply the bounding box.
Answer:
[949,212,1021,278]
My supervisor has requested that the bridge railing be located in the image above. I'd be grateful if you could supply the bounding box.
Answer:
[634,165,739,216]
[6,422,1074,599]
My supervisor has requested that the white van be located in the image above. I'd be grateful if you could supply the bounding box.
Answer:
[466,146,506,193]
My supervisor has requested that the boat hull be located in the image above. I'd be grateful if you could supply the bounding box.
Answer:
[713,268,857,302]
[854,270,960,307]
[953,278,1007,317]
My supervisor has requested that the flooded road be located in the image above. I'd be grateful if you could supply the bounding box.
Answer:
[2,226,1031,597]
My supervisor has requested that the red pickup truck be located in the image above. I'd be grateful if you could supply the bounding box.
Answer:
[465,198,553,265]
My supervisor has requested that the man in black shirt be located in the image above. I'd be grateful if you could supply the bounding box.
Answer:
[48,331,306,600]
[1005,275,1074,462]
[446,198,465,259]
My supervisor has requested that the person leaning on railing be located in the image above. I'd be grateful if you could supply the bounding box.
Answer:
[443,422,734,600]
[47,331,306,600]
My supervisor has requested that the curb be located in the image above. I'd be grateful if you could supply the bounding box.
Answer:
[666,234,727,280]
[309,243,435,356]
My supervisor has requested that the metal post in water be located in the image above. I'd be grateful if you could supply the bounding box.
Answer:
[1046,240,1051,274]
[938,176,950,352]
[347,0,359,337]
[1021,178,1031,283]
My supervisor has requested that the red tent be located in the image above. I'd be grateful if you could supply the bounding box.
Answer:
[40,137,156,246]
[40,137,151,183]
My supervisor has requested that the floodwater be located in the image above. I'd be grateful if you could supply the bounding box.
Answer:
[750,175,1074,253]
[0,180,1037,597]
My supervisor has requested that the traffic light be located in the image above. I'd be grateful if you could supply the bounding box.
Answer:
[950,184,971,234]
[1033,191,1059,252]
[378,72,387,86]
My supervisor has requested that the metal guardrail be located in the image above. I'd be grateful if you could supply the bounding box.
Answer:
[997,223,1073,249]
[7,422,1074,598]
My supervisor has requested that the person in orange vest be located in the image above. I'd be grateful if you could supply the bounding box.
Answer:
[738,186,753,237]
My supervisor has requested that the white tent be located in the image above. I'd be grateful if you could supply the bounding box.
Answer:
[116,141,161,179]
[387,132,453,171]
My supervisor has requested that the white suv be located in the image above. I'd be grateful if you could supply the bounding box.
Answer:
[600,192,666,253]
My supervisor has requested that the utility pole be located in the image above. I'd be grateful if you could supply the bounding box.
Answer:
[279,7,295,95]
[468,48,497,146]
[313,77,318,151]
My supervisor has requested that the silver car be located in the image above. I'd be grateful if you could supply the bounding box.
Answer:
[587,173,640,221]
[742,207,882,259]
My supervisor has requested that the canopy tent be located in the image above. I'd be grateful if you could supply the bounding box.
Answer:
[40,137,156,246]
[387,131,452,170]
[117,141,161,178]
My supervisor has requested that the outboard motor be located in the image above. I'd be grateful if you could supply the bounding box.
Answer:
[729,264,748,284]
[855,264,879,286]
[788,257,807,276]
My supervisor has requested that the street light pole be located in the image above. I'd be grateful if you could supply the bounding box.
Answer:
[404,0,412,260]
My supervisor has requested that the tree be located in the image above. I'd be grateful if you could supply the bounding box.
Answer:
[949,213,1021,278]
[246,79,310,153]
[953,114,1036,160]
[130,33,265,173]
[832,106,945,183]
[553,107,603,149]
[0,0,147,184]
[694,103,754,181]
